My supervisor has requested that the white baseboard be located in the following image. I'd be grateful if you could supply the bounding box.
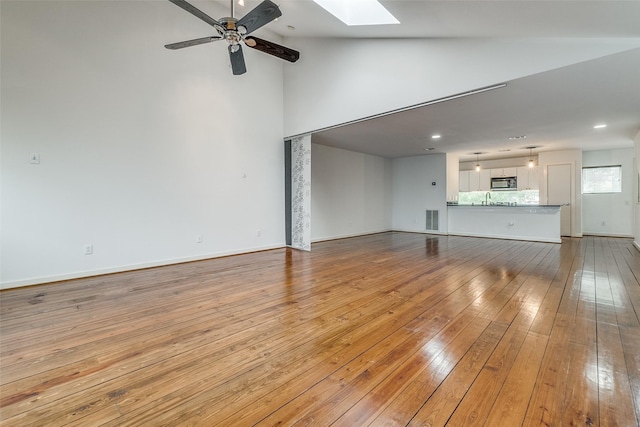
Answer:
[311,228,392,243]
[0,244,284,290]
[582,232,634,238]
[391,228,448,236]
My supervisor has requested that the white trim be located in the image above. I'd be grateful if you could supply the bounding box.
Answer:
[0,244,284,290]
[311,228,392,243]
[582,232,634,238]
[391,228,448,236]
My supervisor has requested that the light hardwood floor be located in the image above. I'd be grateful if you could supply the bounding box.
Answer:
[1,233,639,426]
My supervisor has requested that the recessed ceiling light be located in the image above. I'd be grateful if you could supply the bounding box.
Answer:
[312,0,399,26]
[431,134,441,139]
[508,135,527,140]
[594,124,607,129]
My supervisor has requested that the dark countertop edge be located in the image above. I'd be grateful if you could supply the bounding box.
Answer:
[447,204,562,208]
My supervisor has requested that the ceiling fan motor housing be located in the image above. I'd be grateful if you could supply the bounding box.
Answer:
[218,18,247,46]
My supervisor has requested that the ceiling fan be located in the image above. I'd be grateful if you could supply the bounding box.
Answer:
[165,0,300,75]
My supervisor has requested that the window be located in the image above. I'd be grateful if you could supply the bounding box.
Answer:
[582,165,622,194]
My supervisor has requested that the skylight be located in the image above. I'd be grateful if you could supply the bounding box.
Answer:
[312,0,399,26]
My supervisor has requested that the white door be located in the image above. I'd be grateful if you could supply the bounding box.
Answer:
[547,164,571,236]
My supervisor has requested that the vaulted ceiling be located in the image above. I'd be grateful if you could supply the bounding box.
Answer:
[217,1,640,160]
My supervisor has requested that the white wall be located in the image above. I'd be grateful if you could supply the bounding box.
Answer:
[283,37,640,137]
[582,149,634,237]
[538,149,583,237]
[392,154,448,234]
[1,1,286,288]
[311,144,391,241]
[634,131,640,249]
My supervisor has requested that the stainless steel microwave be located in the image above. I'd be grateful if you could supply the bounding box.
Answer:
[491,177,517,190]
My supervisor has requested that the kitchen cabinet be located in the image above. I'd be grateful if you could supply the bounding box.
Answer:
[476,170,491,191]
[459,171,470,192]
[469,170,479,191]
[461,170,490,191]
[491,167,517,177]
[480,170,491,190]
[517,166,539,190]
[529,167,539,190]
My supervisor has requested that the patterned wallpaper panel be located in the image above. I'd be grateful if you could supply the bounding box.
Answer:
[291,136,311,251]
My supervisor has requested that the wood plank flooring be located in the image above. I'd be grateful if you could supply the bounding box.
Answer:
[1,232,639,426]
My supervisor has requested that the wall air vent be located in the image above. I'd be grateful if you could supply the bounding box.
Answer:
[426,210,439,231]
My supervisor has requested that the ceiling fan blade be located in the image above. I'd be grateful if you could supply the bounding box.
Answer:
[228,45,247,75]
[164,36,222,50]
[168,0,222,31]
[244,37,300,63]
[236,0,282,35]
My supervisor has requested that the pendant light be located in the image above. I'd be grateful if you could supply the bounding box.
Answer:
[527,146,535,168]
[474,152,481,171]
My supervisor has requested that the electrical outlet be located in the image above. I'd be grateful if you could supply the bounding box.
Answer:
[256,229,261,237]
[84,244,93,255]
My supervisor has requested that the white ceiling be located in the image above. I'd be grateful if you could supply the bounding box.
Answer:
[238,1,640,39]
[209,0,640,160]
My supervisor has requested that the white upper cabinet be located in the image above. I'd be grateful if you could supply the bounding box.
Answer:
[479,169,491,191]
[528,167,539,190]
[469,170,479,191]
[461,170,491,191]
[459,170,470,192]
[491,167,517,177]
[461,166,537,192]
[517,166,539,190]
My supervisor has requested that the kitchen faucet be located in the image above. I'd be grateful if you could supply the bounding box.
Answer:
[484,192,491,205]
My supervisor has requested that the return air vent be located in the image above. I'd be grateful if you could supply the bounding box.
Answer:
[426,210,439,231]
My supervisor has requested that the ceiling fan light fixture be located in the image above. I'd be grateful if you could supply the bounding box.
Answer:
[312,0,399,26]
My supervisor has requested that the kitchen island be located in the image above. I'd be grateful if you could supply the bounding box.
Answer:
[448,204,561,243]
